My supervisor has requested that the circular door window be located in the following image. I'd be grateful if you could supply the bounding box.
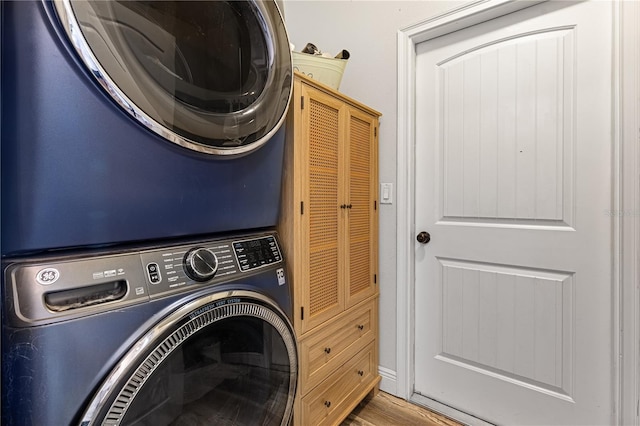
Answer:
[54,0,292,156]
[80,292,297,425]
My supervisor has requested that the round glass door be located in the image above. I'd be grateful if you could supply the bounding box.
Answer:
[54,0,292,155]
[80,292,297,426]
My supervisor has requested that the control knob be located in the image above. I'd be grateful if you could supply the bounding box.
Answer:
[184,247,218,282]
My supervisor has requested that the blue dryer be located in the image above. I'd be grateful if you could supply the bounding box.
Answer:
[1,0,292,256]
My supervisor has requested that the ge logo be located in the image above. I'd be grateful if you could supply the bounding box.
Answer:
[36,268,60,285]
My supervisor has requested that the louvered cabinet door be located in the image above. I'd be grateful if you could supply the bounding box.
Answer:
[344,106,379,308]
[299,84,346,334]
[285,74,382,426]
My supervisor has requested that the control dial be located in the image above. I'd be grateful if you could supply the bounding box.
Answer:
[184,247,219,282]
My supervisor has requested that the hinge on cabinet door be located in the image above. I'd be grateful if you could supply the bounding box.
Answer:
[301,96,305,110]
[374,274,377,284]
[300,201,304,215]
[301,307,304,320]
[374,200,377,210]
[374,127,377,137]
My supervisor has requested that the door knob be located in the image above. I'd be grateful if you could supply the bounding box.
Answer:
[416,231,431,244]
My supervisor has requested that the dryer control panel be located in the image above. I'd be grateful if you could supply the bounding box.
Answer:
[4,233,283,326]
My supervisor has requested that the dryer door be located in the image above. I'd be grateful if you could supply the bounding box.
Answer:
[80,291,297,426]
[54,0,292,156]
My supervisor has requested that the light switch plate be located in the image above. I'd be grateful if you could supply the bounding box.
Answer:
[380,183,393,204]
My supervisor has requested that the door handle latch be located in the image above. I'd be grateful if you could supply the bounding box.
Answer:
[416,231,431,244]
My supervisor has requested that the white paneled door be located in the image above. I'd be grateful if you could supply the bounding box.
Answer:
[414,2,613,424]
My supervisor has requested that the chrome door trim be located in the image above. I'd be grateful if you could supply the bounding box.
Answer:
[79,290,297,426]
[53,0,292,157]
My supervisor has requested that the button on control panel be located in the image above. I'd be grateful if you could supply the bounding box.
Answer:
[233,236,282,272]
[146,263,161,284]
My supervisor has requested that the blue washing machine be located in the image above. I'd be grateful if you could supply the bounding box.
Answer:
[1,0,293,256]
[2,231,297,425]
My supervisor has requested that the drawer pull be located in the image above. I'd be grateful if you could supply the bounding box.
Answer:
[358,370,364,376]
[357,324,364,330]
[324,347,331,354]
[324,400,331,408]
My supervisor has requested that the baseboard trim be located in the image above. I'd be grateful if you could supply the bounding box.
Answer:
[378,366,397,395]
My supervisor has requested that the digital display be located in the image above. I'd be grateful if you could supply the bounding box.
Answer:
[233,237,281,271]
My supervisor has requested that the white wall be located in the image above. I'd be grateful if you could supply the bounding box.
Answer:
[283,0,462,394]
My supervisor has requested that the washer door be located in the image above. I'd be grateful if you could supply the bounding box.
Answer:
[80,291,297,426]
[54,0,292,156]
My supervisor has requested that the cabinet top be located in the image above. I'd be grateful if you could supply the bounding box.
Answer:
[294,71,382,118]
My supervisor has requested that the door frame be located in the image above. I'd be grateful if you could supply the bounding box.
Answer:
[395,0,640,424]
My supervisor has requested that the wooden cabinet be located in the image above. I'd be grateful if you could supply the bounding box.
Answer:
[299,341,377,426]
[298,298,377,394]
[278,72,380,426]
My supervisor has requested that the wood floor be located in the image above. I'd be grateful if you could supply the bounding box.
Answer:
[341,392,462,426]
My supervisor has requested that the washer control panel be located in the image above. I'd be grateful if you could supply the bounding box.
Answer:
[141,239,239,297]
[141,239,239,296]
[5,233,284,326]
[233,235,282,271]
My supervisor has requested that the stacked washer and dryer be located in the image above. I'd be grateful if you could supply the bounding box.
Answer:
[1,1,297,425]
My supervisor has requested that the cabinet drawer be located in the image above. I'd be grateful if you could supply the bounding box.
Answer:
[299,298,376,394]
[300,341,376,426]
